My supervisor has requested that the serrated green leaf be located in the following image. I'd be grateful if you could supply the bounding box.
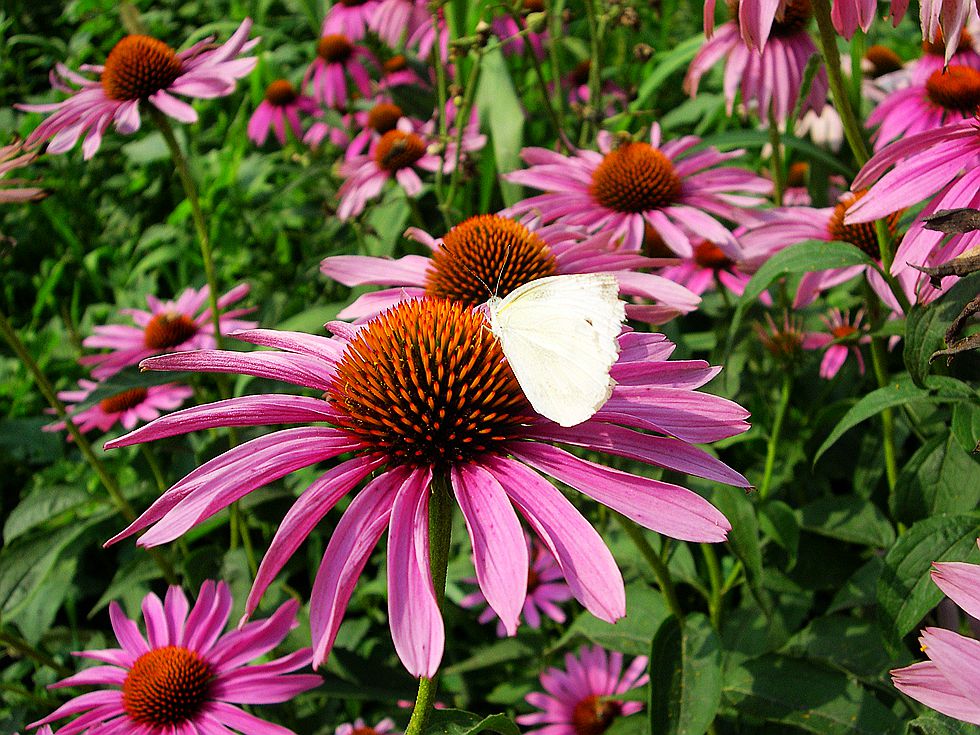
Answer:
[3,484,93,542]
[425,709,520,735]
[798,496,895,547]
[904,272,980,387]
[877,514,980,652]
[648,613,722,735]
[893,432,980,524]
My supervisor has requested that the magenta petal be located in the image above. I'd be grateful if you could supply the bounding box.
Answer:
[487,456,626,622]
[320,254,430,286]
[892,660,980,725]
[510,442,731,542]
[109,601,149,656]
[210,599,301,671]
[451,463,528,636]
[387,468,444,677]
[202,702,297,735]
[139,349,334,391]
[931,561,980,620]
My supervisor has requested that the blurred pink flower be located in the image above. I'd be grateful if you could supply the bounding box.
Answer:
[461,536,573,636]
[103,297,749,677]
[504,126,771,255]
[81,283,256,379]
[45,380,193,435]
[320,213,700,323]
[802,308,870,378]
[517,645,648,735]
[687,0,828,125]
[18,20,257,159]
[908,17,980,82]
[371,0,449,62]
[918,0,980,62]
[305,34,376,109]
[32,581,320,735]
[892,540,980,725]
[248,79,320,146]
[0,141,45,204]
[657,232,775,303]
[336,717,399,735]
[344,97,418,160]
[322,0,382,40]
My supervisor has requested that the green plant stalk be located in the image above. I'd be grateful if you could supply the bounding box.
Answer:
[759,372,792,499]
[0,308,179,585]
[544,0,567,123]
[810,0,869,166]
[444,50,483,216]
[404,475,454,735]
[616,514,684,621]
[581,0,604,146]
[768,116,785,207]
[139,443,168,494]
[870,335,900,489]
[0,630,72,677]
[150,108,225,350]
[431,11,453,230]
[701,543,724,629]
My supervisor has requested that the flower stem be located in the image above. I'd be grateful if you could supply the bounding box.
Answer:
[405,474,454,735]
[0,307,179,586]
[768,116,785,206]
[150,108,225,350]
[616,514,684,621]
[431,11,453,231]
[870,336,900,490]
[810,0,869,166]
[701,543,724,629]
[0,630,72,677]
[443,50,483,217]
[759,372,792,499]
[581,0,605,146]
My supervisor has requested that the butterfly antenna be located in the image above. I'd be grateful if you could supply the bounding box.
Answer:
[438,243,495,298]
[493,241,513,298]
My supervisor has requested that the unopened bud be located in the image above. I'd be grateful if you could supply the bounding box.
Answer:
[525,11,548,33]
[633,43,654,60]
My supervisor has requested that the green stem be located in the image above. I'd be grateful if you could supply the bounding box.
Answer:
[701,544,724,629]
[810,0,869,166]
[768,116,785,207]
[616,514,684,621]
[431,12,453,230]
[140,443,168,494]
[404,475,454,735]
[544,0,567,124]
[870,336,900,490]
[0,308,179,586]
[150,109,224,350]
[515,5,572,152]
[759,373,792,499]
[444,51,483,217]
[581,0,605,146]
[0,630,72,677]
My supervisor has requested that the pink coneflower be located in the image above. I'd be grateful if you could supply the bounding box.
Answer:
[81,283,256,379]
[845,113,980,274]
[102,297,749,677]
[45,380,193,435]
[248,79,320,146]
[802,308,870,378]
[657,235,775,304]
[704,0,875,46]
[343,97,416,160]
[0,141,45,204]
[336,717,399,735]
[891,540,980,726]
[461,536,573,636]
[377,54,429,91]
[504,127,771,255]
[493,1,548,59]
[868,66,980,150]
[688,0,828,126]
[31,580,321,735]
[517,645,648,735]
[17,20,257,160]
[322,0,382,40]
[336,116,484,220]
[305,34,376,109]
[909,21,980,81]
[371,0,450,62]
[320,214,699,323]
[563,60,629,115]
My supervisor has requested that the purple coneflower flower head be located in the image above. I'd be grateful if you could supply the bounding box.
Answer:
[906,20,980,82]
[868,65,980,150]
[802,308,870,378]
[343,97,417,160]
[461,535,573,636]
[248,79,320,146]
[335,717,399,735]
[687,0,829,126]
[755,312,808,364]
[18,20,257,160]
[377,54,429,91]
[517,645,648,735]
[320,213,700,322]
[305,34,376,109]
[31,580,322,735]
[80,283,256,379]
[102,296,749,678]
[504,127,771,255]
[657,234,774,304]
[0,141,45,204]
[562,60,629,115]
[891,540,980,725]
[45,380,193,435]
[371,0,450,62]
[322,0,382,40]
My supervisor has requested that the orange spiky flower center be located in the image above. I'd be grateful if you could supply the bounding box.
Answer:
[831,323,858,339]
[374,129,427,172]
[367,102,404,133]
[144,313,200,350]
[590,142,682,213]
[265,79,299,106]
[327,299,533,469]
[571,695,624,735]
[425,215,558,305]
[317,34,354,63]
[101,35,183,101]
[827,190,900,260]
[99,387,150,414]
[926,66,980,112]
[122,646,213,726]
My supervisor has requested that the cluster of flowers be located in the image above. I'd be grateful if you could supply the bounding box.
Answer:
[5,0,980,730]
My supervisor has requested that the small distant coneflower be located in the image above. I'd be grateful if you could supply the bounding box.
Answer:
[305,34,376,109]
[802,308,871,378]
[248,79,320,146]
[322,0,382,40]
[44,380,193,436]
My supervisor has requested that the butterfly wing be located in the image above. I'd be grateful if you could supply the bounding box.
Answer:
[489,274,626,427]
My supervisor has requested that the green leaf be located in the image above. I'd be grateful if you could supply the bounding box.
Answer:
[952,400,980,453]
[906,714,980,735]
[276,303,345,334]
[893,432,980,524]
[3,485,93,542]
[443,638,535,675]
[648,613,723,735]
[797,496,895,547]
[722,654,901,734]
[758,500,799,567]
[699,130,856,176]
[559,582,668,656]
[477,49,524,207]
[632,34,704,109]
[425,709,520,735]
[877,514,980,651]
[781,615,898,679]
[727,240,875,360]
[711,489,767,612]
[904,272,980,387]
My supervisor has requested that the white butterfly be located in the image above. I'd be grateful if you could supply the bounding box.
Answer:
[487,273,626,428]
